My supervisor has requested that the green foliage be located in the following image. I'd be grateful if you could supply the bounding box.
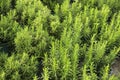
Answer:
[14,25,49,55]
[0,53,38,80]
[0,0,120,80]
[14,27,32,53]
[0,0,12,14]
[41,0,63,11]
[15,0,50,25]
[0,10,20,42]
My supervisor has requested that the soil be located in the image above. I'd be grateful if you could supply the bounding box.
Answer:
[110,57,120,77]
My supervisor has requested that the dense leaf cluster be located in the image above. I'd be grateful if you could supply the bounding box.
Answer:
[0,0,120,80]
